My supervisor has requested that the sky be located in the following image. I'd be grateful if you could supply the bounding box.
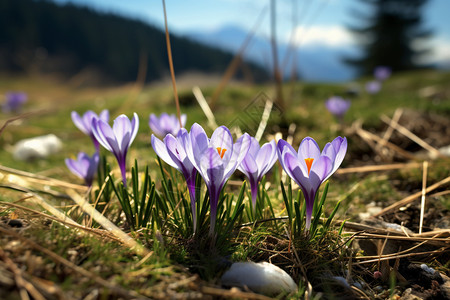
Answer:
[53,0,450,66]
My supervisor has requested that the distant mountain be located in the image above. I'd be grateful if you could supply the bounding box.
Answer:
[186,25,358,82]
[0,0,269,83]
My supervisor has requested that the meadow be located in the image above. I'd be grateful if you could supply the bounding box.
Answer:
[0,69,449,299]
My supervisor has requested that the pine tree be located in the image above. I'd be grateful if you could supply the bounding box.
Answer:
[345,0,432,75]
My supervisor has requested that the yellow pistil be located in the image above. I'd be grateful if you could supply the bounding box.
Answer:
[216,147,227,159]
[304,158,314,175]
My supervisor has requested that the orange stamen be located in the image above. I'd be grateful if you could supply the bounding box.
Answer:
[304,158,314,175]
[216,147,227,159]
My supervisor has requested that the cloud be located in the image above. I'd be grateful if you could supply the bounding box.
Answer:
[289,25,355,47]
[430,38,450,65]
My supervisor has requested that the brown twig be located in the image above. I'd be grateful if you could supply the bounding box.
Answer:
[336,162,422,175]
[419,161,428,234]
[209,6,267,110]
[371,175,450,217]
[380,114,445,159]
[0,200,121,243]
[353,121,417,160]
[162,0,182,127]
[0,247,45,300]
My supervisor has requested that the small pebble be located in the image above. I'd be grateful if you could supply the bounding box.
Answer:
[221,261,297,296]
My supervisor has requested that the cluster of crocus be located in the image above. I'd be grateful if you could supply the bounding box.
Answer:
[325,96,351,121]
[277,136,347,229]
[68,110,138,188]
[366,66,391,94]
[153,123,251,236]
[149,113,186,137]
[152,120,348,236]
[2,92,27,113]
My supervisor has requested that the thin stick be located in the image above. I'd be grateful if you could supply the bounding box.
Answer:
[270,0,284,111]
[209,6,267,110]
[419,161,428,234]
[162,0,182,128]
[67,189,151,257]
[378,108,403,149]
[372,175,450,217]
[337,162,422,174]
[353,122,416,160]
[0,247,45,300]
[0,200,121,243]
[0,227,149,300]
[380,114,444,158]
[192,86,218,130]
[255,98,273,142]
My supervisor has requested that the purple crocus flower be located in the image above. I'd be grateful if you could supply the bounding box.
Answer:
[374,66,391,81]
[151,128,199,232]
[365,80,381,94]
[71,110,109,152]
[92,113,139,187]
[325,96,351,119]
[238,137,277,214]
[2,92,27,113]
[65,152,99,186]
[186,123,251,236]
[277,136,347,230]
[149,113,186,137]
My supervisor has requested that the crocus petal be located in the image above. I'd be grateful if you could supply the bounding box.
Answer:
[210,126,234,164]
[99,109,109,122]
[277,139,297,170]
[149,114,163,137]
[309,155,332,189]
[238,154,258,182]
[255,140,277,180]
[187,123,209,170]
[199,147,224,187]
[113,115,132,151]
[151,134,179,170]
[299,137,321,161]
[247,137,261,158]
[325,136,347,182]
[71,111,89,135]
[93,119,118,154]
[224,133,251,179]
[282,151,311,192]
[130,113,139,146]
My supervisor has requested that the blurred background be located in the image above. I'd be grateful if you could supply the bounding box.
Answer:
[1,0,449,85]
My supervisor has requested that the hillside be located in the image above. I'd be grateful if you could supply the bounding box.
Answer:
[0,0,269,84]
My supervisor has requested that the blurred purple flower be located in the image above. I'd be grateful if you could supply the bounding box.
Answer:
[3,92,27,113]
[149,113,186,137]
[186,123,251,236]
[366,81,382,94]
[277,136,347,229]
[71,110,109,152]
[374,66,391,81]
[65,152,99,186]
[92,113,139,187]
[325,96,351,119]
[151,128,199,232]
[238,137,277,214]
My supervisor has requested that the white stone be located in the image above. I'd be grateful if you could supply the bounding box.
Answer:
[221,261,298,296]
[13,134,62,161]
